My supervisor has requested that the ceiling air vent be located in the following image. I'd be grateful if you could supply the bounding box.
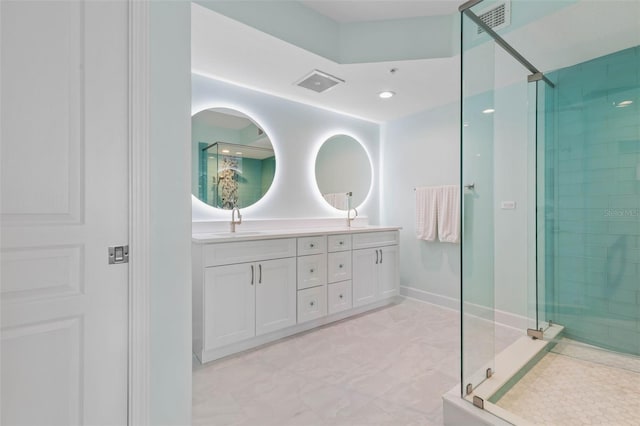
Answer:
[295,69,344,93]
[476,1,511,35]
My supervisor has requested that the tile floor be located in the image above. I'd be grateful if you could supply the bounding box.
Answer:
[497,338,640,426]
[192,298,522,426]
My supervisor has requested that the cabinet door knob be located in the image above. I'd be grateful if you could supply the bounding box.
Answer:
[380,249,383,264]
[250,265,254,285]
[339,241,344,245]
[339,264,343,269]
[310,243,315,248]
[375,249,379,264]
[310,301,315,307]
[310,268,314,273]
[259,264,262,283]
[339,294,343,299]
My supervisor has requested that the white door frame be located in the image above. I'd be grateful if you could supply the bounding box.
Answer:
[128,0,151,424]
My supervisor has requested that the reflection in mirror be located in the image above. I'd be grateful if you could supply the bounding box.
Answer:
[315,135,372,211]
[192,108,275,209]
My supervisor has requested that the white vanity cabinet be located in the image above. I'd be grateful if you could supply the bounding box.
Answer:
[193,227,399,363]
[352,231,400,308]
[203,257,296,349]
[193,238,297,363]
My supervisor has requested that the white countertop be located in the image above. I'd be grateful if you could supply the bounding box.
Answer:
[192,225,401,244]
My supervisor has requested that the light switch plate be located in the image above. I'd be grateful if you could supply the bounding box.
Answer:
[501,201,516,210]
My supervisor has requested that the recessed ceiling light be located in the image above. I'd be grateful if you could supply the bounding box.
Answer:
[235,152,242,155]
[379,91,395,99]
[616,100,633,108]
[221,149,230,153]
[482,108,495,114]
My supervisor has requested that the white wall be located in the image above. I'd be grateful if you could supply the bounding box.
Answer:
[381,68,532,324]
[150,1,192,424]
[381,101,462,306]
[191,74,381,224]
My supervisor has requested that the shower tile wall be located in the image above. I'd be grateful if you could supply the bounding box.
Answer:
[544,46,640,355]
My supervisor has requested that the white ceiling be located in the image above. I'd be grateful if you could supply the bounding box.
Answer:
[300,0,462,22]
[191,3,459,123]
[192,1,640,124]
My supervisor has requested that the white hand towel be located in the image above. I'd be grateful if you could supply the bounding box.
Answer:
[415,186,438,241]
[437,185,460,243]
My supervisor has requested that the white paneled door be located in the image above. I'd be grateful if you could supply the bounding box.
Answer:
[1,1,129,424]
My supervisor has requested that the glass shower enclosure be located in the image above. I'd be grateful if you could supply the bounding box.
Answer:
[459,0,639,423]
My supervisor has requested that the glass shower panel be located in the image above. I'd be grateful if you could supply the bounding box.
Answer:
[461,7,497,392]
[461,2,539,396]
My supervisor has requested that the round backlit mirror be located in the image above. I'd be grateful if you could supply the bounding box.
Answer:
[192,108,275,209]
[315,134,372,210]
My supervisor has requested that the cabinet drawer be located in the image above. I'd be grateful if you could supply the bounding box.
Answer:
[297,254,327,290]
[327,252,351,284]
[327,234,351,252]
[297,236,326,256]
[328,281,352,315]
[352,231,399,250]
[203,238,296,267]
[297,286,327,323]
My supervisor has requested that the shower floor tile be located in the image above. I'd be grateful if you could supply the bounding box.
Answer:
[496,341,640,426]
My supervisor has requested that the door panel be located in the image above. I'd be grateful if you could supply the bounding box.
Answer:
[378,246,399,299]
[204,264,255,349]
[1,1,129,424]
[352,248,377,307]
[255,257,296,336]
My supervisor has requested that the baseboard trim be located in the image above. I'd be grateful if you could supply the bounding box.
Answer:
[400,286,529,331]
[400,286,459,311]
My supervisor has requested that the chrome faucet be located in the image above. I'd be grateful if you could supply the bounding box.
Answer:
[230,206,242,232]
[346,192,358,227]
[347,207,358,227]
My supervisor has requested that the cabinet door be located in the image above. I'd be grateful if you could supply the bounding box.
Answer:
[204,264,255,350]
[352,248,378,308]
[256,257,297,336]
[378,246,399,299]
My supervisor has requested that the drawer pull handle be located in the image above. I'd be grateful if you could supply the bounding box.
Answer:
[339,264,344,268]
[310,301,315,307]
